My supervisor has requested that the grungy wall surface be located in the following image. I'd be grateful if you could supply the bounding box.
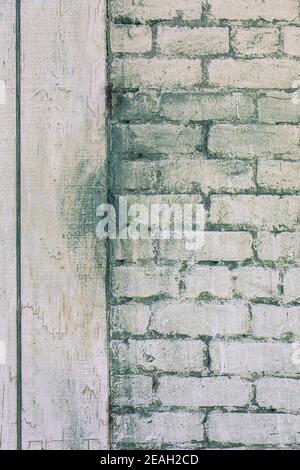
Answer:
[109,0,300,449]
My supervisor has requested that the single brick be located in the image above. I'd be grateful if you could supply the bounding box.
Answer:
[113,239,155,262]
[158,376,250,407]
[150,301,249,337]
[210,340,298,376]
[157,26,229,56]
[183,266,232,299]
[252,304,300,338]
[257,161,300,192]
[233,27,279,56]
[256,378,300,412]
[256,232,300,262]
[113,124,203,155]
[207,412,300,446]
[258,94,300,123]
[113,92,160,121]
[111,304,152,335]
[209,59,300,89]
[158,159,254,195]
[159,232,253,262]
[111,58,202,90]
[116,160,158,192]
[111,0,204,21]
[283,27,300,56]
[112,339,206,373]
[112,267,179,299]
[209,0,299,21]
[113,412,205,446]
[210,195,300,230]
[111,25,152,54]
[284,268,300,302]
[233,267,279,300]
[208,124,300,159]
[160,93,255,122]
[111,375,154,406]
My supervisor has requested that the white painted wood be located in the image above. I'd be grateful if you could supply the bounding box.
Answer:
[21,0,108,449]
[0,0,17,450]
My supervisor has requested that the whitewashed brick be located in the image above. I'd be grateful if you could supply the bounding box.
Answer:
[112,267,179,299]
[210,195,300,230]
[258,93,300,123]
[256,378,300,412]
[252,304,300,338]
[284,268,300,302]
[209,0,299,21]
[207,412,300,445]
[113,412,205,445]
[183,266,232,299]
[283,27,300,56]
[209,59,300,89]
[208,124,300,158]
[112,58,202,90]
[113,239,155,262]
[112,375,154,406]
[256,232,300,262]
[113,339,206,373]
[233,267,279,300]
[233,28,279,56]
[158,376,250,407]
[157,26,229,56]
[257,161,300,191]
[210,341,298,376]
[150,302,249,337]
[112,0,204,21]
[111,304,151,335]
[111,25,152,53]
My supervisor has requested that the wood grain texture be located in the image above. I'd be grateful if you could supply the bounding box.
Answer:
[0,0,17,450]
[21,0,108,449]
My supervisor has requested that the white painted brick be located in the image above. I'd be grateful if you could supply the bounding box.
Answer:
[157,26,229,56]
[257,161,300,192]
[160,92,255,122]
[111,25,152,53]
[113,124,203,154]
[207,412,300,445]
[256,378,300,412]
[258,94,300,123]
[233,267,279,300]
[158,376,250,407]
[111,58,202,90]
[112,0,204,21]
[111,304,151,335]
[284,268,300,302]
[208,124,300,159]
[113,412,205,445]
[210,195,300,230]
[283,27,300,56]
[150,302,249,337]
[209,0,299,21]
[114,92,160,121]
[159,232,253,262]
[113,239,155,262]
[233,28,279,56]
[112,339,206,373]
[112,267,179,299]
[256,232,300,262]
[210,341,298,376]
[209,59,300,89]
[112,375,154,406]
[252,304,300,338]
[183,266,232,299]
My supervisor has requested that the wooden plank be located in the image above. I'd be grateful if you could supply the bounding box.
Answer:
[0,0,17,450]
[21,0,108,450]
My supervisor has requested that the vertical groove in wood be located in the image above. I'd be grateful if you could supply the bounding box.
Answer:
[21,0,108,450]
[0,0,17,450]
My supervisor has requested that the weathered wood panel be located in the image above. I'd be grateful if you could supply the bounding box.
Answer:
[0,0,17,450]
[21,0,108,450]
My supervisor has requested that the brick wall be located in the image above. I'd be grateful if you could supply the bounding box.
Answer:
[108,0,300,449]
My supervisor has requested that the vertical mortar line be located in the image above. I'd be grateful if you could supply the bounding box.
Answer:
[105,0,113,450]
[16,0,22,450]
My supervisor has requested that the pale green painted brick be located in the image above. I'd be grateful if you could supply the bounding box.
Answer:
[257,161,300,191]
[256,232,300,262]
[258,93,300,123]
[233,27,279,56]
[252,304,300,338]
[111,25,152,53]
[112,0,204,21]
[209,0,299,21]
